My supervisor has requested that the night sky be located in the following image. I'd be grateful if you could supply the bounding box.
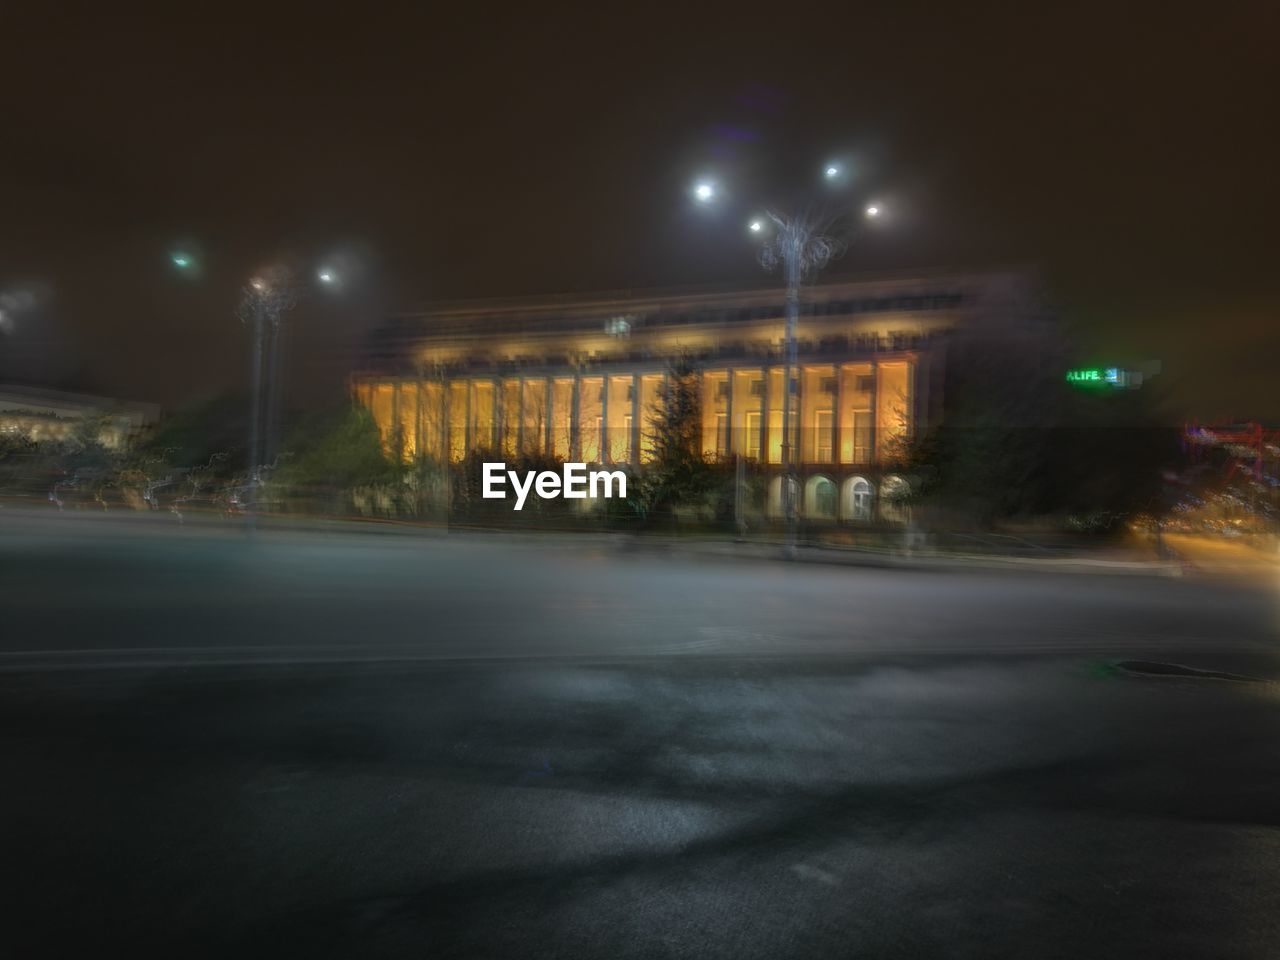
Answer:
[1,3,1275,420]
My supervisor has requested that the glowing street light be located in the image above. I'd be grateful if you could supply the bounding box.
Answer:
[169,251,196,271]
[237,265,302,521]
[688,158,887,556]
[238,259,345,510]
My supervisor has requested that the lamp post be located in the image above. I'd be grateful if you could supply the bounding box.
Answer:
[757,211,846,555]
[237,269,297,523]
[691,165,883,555]
[169,248,347,525]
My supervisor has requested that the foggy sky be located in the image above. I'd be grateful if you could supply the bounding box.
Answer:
[1,2,1275,420]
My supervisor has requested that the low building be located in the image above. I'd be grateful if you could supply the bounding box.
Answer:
[352,269,1047,521]
[0,385,161,450]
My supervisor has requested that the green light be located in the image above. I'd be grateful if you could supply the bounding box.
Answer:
[1067,367,1127,388]
[1066,368,1103,383]
[170,252,193,269]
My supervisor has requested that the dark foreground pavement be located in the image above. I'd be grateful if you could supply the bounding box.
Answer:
[4,512,1280,957]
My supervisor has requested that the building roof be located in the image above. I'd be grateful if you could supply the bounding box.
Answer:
[359,268,1045,374]
[0,384,161,426]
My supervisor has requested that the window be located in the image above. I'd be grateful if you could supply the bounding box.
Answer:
[716,380,730,401]
[639,375,662,463]
[745,411,762,458]
[749,379,764,397]
[578,378,603,462]
[856,375,875,393]
[715,413,728,457]
[852,410,872,463]
[819,376,836,394]
[605,316,633,337]
[606,376,633,462]
[814,410,833,461]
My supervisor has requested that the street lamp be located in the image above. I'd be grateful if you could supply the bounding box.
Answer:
[237,268,297,524]
[170,249,344,525]
[691,163,883,556]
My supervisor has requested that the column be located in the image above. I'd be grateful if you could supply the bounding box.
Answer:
[630,375,641,465]
[832,365,843,466]
[545,376,554,456]
[570,375,581,461]
[442,376,451,462]
[516,375,525,454]
[869,359,878,463]
[414,373,423,459]
[600,374,609,462]
[758,364,769,464]
[391,381,402,461]
[724,365,734,456]
[464,379,472,455]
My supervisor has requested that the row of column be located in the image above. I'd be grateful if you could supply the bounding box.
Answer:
[363,360,910,467]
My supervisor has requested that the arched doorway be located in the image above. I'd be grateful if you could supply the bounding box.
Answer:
[842,476,874,522]
[804,475,837,519]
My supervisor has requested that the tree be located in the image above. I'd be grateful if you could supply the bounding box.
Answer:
[142,393,249,473]
[908,335,1176,528]
[638,353,715,518]
[271,402,399,513]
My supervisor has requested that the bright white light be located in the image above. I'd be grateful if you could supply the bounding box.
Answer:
[249,277,266,292]
[825,165,840,179]
[749,219,763,233]
[694,182,714,202]
[865,204,880,218]
[318,269,334,284]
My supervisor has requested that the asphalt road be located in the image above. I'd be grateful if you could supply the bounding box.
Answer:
[4,511,1280,958]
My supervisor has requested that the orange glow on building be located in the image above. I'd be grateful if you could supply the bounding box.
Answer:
[351,272,1042,517]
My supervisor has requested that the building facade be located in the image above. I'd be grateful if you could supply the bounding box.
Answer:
[0,385,161,450]
[352,270,1041,522]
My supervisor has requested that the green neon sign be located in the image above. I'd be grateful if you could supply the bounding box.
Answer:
[1066,367,1124,387]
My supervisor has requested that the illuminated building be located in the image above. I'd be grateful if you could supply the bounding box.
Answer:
[0,385,160,450]
[352,270,1043,521]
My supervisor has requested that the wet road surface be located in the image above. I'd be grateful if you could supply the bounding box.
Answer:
[4,513,1280,957]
